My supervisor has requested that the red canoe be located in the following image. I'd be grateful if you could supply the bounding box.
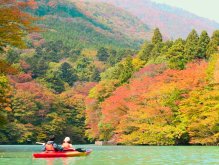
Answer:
[33,150,92,158]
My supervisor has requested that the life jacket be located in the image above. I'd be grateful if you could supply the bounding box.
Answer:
[45,143,55,151]
[62,142,71,150]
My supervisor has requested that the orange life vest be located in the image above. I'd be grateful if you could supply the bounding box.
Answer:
[45,143,55,151]
[62,142,71,150]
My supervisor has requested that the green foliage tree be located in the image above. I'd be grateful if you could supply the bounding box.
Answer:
[166,38,186,69]
[30,59,49,78]
[90,67,100,82]
[152,28,163,45]
[101,56,134,84]
[211,30,219,45]
[45,74,65,93]
[11,91,38,124]
[59,62,77,86]
[107,49,117,66]
[150,42,163,59]
[97,47,109,62]
[6,49,20,64]
[161,40,174,54]
[119,56,134,83]
[74,55,100,82]
[184,29,199,61]
[138,42,154,62]
[206,40,218,58]
[197,31,210,58]
[206,30,219,58]
[27,41,74,78]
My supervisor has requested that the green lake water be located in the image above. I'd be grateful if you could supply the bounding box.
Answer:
[0,145,218,165]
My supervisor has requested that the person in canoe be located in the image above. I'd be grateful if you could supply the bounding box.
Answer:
[62,137,75,151]
[43,135,63,151]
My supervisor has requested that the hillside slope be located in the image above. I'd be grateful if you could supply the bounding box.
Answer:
[94,0,219,39]
[33,0,150,49]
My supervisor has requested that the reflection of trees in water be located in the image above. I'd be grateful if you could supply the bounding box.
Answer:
[45,157,86,165]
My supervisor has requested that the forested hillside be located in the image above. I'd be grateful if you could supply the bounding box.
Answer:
[32,0,150,49]
[0,0,219,145]
[95,0,219,39]
[0,0,137,143]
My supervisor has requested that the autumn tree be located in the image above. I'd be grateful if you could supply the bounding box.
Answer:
[0,0,38,51]
[0,61,18,110]
[92,60,208,144]
[179,88,219,145]
[0,75,10,127]
[0,60,18,127]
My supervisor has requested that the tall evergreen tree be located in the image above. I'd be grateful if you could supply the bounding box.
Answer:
[166,38,185,69]
[206,30,219,57]
[184,29,199,61]
[152,28,163,45]
[31,59,49,78]
[59,62,77,86]
[150,42,163,59]
[119,56,134,84]
[138,42,154,62]
[161,40,174,54]
[90,67,100,82]
[97,47,109,62]
[211,30,219,45]
[197,31,210,58]
[46,74,65,93]
[206,40,218,58]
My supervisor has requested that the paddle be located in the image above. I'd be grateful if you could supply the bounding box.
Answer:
[75,148,86,152]
[36,142,45,145]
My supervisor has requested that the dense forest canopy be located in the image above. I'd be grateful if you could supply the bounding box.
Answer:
[0,0,219,145]
[86,29,219,145]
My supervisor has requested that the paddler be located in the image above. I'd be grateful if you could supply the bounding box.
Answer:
[62,137,75,150]
[43,135,63,151]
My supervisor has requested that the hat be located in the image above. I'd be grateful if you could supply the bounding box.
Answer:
[64,137,71,142]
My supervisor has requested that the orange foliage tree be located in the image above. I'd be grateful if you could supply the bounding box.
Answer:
[0,0,38,50]
[92,61,208,144]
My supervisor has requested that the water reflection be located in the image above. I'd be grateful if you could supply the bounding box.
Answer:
[39,157,87,165]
